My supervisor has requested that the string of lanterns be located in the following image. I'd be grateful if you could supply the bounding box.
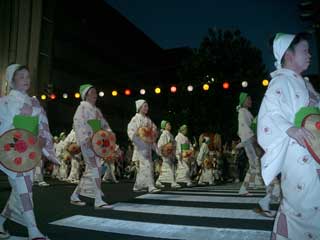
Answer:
[37,79,269,100]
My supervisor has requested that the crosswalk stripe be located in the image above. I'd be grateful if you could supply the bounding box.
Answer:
[163,191,265,196]
[178,188,266,193]
[137,193,263,203]
[111,202,274,220]
[50,215,271,240]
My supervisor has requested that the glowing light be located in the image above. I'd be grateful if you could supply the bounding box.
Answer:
[211,77,215,82]
[62,93,68,99]
[124,89,131,96]
[49,93,56,100]
[41,94,46,100]
[222,82,230,89]
[241,81,248,88]
[262,79,269,87]
[155,87,161,94]
[98,91,104,97]
[170,85,177,93]
[74,93,81,99]
[32,96,37,98]
[111,90,118,96]
[140,89,146,95]
[203,84,210,91]
[187,85,194,92]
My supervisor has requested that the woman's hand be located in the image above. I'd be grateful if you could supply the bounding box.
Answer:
[286,127,314,148]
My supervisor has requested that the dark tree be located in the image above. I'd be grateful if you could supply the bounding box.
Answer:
[173,28,268,143]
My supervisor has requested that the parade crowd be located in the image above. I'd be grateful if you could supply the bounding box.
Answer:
[0,32,319,240]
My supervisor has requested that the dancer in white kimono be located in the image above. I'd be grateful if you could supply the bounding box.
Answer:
[102,145,120,183]
[258,32,320,239]
[175,125,194,186]
[156,120,181,188]
[127,99,161,193]
[51,136,61,179]
[65,129,82,184]
[237,92,264,195]
[70,84,113,209]
[0,64,59,240]
[197,136,215,185]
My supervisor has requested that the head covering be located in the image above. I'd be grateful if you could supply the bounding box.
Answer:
[79,84,94,100]
[179,124,188,133]
[6,64,22,89]
[135,99,146,112]
[203,136,210,143]
[161,120,168,129]
[273,33,295,69]
[239,92,248,107]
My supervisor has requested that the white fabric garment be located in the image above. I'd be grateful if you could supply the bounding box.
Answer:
[197,142,215,184]
[258,68,320,238]
[72,101,112,198]
[157,130,177,184]
[127,113,158,191]
[175,132,193,184]
[237,107,254,142]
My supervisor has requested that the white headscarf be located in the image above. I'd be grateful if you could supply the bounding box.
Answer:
[5,64,22,89]
[273,33,295,69]
[135,99,146,112]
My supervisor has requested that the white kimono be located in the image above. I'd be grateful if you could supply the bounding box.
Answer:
[127,113,158,191]
[238,107,264,193]
[157,130,177,185]
[175,132,193,184]
[258,68,320,239]
[72,101,111,198]
[0,90,57,228]
[65,130,82,183]
[197,142,215,185]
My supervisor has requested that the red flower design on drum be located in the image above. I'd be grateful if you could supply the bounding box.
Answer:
[4,144,11,151]
[14,157,22,165]
[29,152,36,160]
[102,149,107,154]
[28,136,36,145]
[14,140,28,153]
[100,132,106,138]
[103,140,110,147]
[96,140,102,145]
[315,121,320,130]
[14,131,22,139]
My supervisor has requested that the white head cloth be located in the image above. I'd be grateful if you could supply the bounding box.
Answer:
[6,64,22,89]
[273,33,295,69]
[135,99,146,112]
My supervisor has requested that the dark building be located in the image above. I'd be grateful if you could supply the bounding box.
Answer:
[41,0,191,145]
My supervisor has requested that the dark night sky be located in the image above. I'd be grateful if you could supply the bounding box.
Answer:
[105,0,319,74]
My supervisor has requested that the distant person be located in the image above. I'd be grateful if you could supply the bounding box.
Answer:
[237,92,264,195]
[258,32,320,238]
[70,84,113,209]
[156,120,181,188]
[127,99,161,193]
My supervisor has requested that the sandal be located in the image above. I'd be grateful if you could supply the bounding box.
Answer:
[94,203,113,210]
[148,188,161,193]
[253,206,275,218]
[239,192,253,196]
[70,200,86,206]
[0,230,10,239]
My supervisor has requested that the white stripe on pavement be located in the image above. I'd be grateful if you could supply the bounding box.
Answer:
[164,191,265,196]
[112,202,274,220]
[137,193,262,203]
[50,215,271,240]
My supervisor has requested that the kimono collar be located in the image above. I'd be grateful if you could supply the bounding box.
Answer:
[9,89,29,101]
[80,100,96,109]
[270,68,303,80]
